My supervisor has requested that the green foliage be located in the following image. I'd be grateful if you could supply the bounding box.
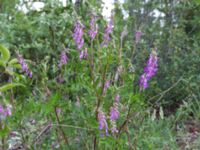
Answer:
[0,45,25,93]
[0,0,199,149]
[0,44,10,66]
[135,118,178,149]
[0,83,25,92]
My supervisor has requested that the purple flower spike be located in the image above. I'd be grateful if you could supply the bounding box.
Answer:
[29,71,33,78]
[59,51,68,68]
[79,51,84,59]
[144,51,158,78]
[73,21,84,50]
[101,18,114,47]
[110,107,119,121]
[139,74,148,89]
[139,49,158,90]
[17,54,32,78]
[79,48,88,60]
[88,16,98,41]
[135,31,142,43]
[103,80,110,94]
[98,110,109,136]
[109,94,120,135]
[0,105,12,119]
[5,105,12,116]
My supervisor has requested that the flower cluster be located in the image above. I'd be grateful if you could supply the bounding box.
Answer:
[98,110,109,136]
[79,48,88,60]
[17,54,32,78]
[101,18,114,46]
[109,94,120,134]
[88,16,98,41]
[73,21,84,50]
[110,106,119,121]
[103,80,110,94]
[59,51,68,68]
[0,105,12,120]
[135,31,142,43]
[140,49,158,90]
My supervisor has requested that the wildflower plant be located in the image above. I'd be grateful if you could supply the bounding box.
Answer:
[140,49,158,90]
[0,7,159,150]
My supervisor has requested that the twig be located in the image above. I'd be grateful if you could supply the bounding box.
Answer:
[51,123,95,131]
[148,77,182,103]
[54,107,70,146]
[125,127,133,150]
[33,122,52,145]
[93,136,97,150]
[118,102,133,135]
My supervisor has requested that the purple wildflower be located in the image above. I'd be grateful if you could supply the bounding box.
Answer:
[73,21,84,50]
[110,121,118,134]
[135,31,142,43]
[5,105,12,116]
[98,110,109,136]
[110,94,120,121]
[17,54,32,78]
[29,72,33,78]
[0,105,12,119]
[139,74,148,89]
[101,18,114,46]
[103,80,110,94]
[79,51,84,59]
[88,16,98,40]
[110,107,119,120]
[140,49,158,90]
[144,51,158,78]
[79,48,88,60]
[59,51,68,68]
[109,94,120,135]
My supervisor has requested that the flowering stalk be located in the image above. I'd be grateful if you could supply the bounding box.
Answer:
[59,51,68,68]
[110,121,118,134]
[109,94,120,134]
[0,105,12,120]
[79,48,88,60]
[135,31,142,43]
[101,18,113,47]
[103,80,110,94]
[73,21,84,50]
[88,16,98,41]
[140,49,158,90]
[17,54,32,78]
[98,110,109,136]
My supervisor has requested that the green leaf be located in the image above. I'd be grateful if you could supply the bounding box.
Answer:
[159,106,164,120]
[43,93,61,115]
[0,44,10,66]
[0,125,10,138]
[8,58,18,65]
[195,0,200,4]
[0,83,25,92]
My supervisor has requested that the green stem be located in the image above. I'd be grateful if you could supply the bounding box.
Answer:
[54,107,70,147]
